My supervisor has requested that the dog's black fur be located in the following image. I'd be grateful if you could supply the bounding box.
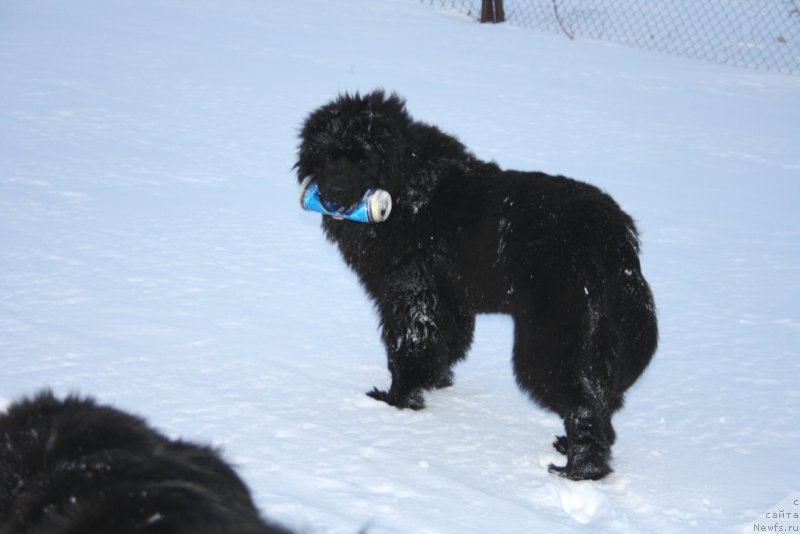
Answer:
[296,90,658,481]
[0,390,292,534]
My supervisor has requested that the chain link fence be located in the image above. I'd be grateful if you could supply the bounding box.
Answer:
[421,0,800,75]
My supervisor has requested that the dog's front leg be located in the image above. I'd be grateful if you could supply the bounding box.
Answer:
[367,265,452,410]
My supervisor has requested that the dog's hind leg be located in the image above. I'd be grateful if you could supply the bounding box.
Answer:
[512,287,619,480]
[549,256,657,479]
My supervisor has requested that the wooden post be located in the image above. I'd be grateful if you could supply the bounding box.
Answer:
[480,0,505,23]
[494,0,505,22]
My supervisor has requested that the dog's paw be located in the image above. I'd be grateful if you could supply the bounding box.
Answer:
[367,387,389,403]
[402,389,426,410]
[430,369,454,390]
[548,461,612,481]
[366,388,425,410]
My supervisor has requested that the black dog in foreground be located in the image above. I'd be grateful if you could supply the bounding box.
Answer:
[0,391,292,534]
[296,90,658,480]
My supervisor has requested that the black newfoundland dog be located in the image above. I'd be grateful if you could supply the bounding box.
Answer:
[296,90,658,480]
[0,390,292,534]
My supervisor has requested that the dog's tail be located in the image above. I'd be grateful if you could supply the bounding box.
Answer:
[600,218,659,394]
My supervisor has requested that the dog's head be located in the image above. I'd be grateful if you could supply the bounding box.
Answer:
[295,90,412,212]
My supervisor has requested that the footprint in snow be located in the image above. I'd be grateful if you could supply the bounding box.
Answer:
[538,453,625,524]
[555,479,610,524]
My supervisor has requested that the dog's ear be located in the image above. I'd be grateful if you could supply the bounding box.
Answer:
[399,119,474,215]
[390,122,447,215]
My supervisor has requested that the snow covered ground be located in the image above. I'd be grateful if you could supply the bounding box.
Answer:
[1,0,799,532]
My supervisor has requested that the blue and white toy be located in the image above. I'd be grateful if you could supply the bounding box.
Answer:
[299,176,392,223]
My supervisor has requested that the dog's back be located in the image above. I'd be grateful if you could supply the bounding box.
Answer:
[0,390,290,534]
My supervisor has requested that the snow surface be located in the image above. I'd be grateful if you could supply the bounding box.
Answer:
[1,0,799,532]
